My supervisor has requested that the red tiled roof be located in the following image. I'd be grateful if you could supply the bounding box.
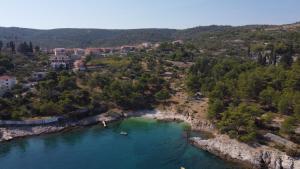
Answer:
[0,75,14,80]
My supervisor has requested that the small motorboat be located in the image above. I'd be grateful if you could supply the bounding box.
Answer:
[120,131,128,136]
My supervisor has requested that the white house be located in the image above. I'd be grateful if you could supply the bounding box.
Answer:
[74,48,85,56]
[49,55,72,69]
[0,76,17,96]
[50,48,80,69]
[54,48,66,56]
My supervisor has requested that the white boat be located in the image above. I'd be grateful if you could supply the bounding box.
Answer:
[120,131,128,136]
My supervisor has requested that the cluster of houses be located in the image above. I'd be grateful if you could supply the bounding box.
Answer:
[48,42,161,71]
[0,41,183,97]
[49,48,86,71]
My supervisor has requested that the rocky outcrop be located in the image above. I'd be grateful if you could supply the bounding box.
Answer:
[0,112,123,142]
[191,135,300,169]
[295,127,300,135]
[264,133,298,149]
[0,125,65,142]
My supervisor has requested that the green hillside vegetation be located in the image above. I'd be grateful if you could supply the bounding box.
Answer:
[0,54,171,120]
[0,27,176,48]
[186,56,300,144]
[0,22,300,48]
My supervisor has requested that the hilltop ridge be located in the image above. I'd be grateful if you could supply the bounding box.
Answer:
[0,22,299,48]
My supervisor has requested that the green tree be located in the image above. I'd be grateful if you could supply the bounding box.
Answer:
[259,87,277,107]
[218,103,262,142]
[34,46,40,53]
[278,96,292,115]
[280,54,293,68]
[155,89,170,101]
[238,70,267,99]
[0,54,14,71]
[0,41,3,52]
[208,99,224,119]
[280,116,296,136]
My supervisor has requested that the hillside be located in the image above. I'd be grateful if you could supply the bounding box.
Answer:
[0,27,177,48]
[0,22,300,48]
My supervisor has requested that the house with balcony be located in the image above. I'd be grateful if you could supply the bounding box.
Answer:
[49,55,72,69]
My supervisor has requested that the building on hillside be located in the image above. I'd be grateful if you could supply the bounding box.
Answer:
[85,48,105,56]
[40,48,52,54]
[103,48,113,54]
[54,48,66,56]
[154,43,161,48]
[49,55,72,69]
[120,45,136,54]
[65,48,76,56]
[73,60,86,72]
[172,40,184,45]
[293,54,299,62]
[0,76,17,96]
[140,42,152,49]
[112,47,121,53]
[74,48,85,56]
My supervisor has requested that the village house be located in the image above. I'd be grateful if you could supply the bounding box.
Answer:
[120,45,136,54]
[137,42,152,49]
[73,60,86,72]
[49,55,72,69]
[85,48,105,56]
[172,40,184,45]
[74,48,85,56]
[154,43,161,48]
[0,76,17,96]
[103,48,113,54]
[54,48,66,56]
[49,48,74,69]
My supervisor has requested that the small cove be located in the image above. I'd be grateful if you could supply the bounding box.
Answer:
[0,118,242,169]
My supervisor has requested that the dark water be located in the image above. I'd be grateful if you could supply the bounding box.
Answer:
[0,118,241,169]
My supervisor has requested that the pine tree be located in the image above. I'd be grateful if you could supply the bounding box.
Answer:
[9,41,16,54]
[0,41,3,52]
[29,41,33,53]
[257,52,266,66]
[280,43,294,68]
[35,46,40,53]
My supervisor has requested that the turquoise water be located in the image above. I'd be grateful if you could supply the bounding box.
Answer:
[0,118,241,169]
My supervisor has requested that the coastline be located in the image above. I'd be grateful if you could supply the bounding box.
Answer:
[1,110,299,169]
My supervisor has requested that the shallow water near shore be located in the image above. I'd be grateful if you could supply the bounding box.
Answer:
[0,118,241,169]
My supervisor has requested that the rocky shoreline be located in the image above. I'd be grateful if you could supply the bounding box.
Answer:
[0,112,123,142]
[191,136,300,169]
[1,110,299,169]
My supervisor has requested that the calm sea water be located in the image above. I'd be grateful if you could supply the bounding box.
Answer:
[0,118,241,169]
